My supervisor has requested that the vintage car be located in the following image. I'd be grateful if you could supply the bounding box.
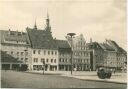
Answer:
[97,67,112,79]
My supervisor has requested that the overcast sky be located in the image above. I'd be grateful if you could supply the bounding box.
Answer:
[0,0,126,49]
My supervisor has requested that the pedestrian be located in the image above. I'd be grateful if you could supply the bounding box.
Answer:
[90,68,91,71]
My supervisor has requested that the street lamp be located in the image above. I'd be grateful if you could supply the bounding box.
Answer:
[24,49,28,64]
[67,33,76,75]
[42,60,45,75]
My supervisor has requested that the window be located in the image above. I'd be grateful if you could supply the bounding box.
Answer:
[51,59,53,63]
[11,51,13,55]
[21,52,24,55]
[33,58,38,62]
[54,59,56,63]
[17,52,19,55]
[25,52,28,56]
[46,59,49,62]
[21,58,23,61]
[55,51,57,55]
[62,59,64,62]
[25,58,28,62]
[41,58,45,62]
[59,58,61,62]
[51,51,54,55]
[33,50,36,54]
[48,51,50,55]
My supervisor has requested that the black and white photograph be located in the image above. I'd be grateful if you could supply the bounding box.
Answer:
[0,0,127,88]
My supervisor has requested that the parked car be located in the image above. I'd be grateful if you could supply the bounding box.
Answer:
[97,67,112,79]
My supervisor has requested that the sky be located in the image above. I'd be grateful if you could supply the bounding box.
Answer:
[0,0,127,50]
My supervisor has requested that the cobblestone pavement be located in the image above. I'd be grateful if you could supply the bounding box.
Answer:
[1,70,127,88]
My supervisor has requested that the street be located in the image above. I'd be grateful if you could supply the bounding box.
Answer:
[1,70,126,88]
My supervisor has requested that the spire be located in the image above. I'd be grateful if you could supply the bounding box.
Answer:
[46,11,50,28]
[45,11,51,32]
[34,20,37,30]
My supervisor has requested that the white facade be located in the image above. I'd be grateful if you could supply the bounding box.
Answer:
[30,48,59,71]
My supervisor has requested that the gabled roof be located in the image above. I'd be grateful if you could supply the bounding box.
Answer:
[26,28,57,49]
[0,30,30,45]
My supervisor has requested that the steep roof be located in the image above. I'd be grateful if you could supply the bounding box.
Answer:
[1,51,22,63]
[26,28,57,49]
[106,40,126,53]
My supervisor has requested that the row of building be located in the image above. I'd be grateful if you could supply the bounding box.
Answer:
[0,14,127,71]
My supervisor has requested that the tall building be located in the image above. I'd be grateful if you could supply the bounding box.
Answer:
[26,14,60,71]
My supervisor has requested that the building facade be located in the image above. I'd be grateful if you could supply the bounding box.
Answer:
[86,39,127,71]
[55,40,72,71]
[66,34,91,71]
[26,14,59,71]
[0,30,31,70]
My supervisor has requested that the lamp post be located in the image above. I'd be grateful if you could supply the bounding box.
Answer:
[67,33,76,75]
[42,60,45,75]
[24,49,28,64]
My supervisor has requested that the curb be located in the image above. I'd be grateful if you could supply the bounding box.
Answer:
[24,71,127,84]
[62,75,127,84]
